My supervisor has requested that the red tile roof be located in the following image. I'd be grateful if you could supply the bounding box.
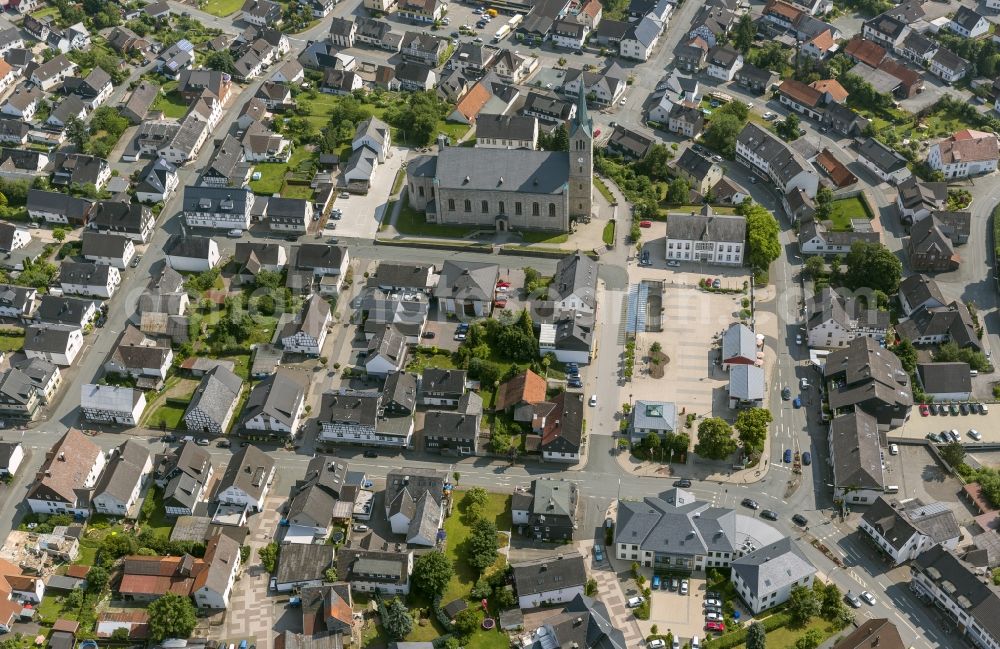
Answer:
[65,565,91,579]
[816,149,857,188]
[496,370,547,410]
[764,0,804,22]
[807,29,835,53]
[844,37,886,67]
[810,79,849,104]
[454,82,491,123]
[778,79,823,108]
[937,130,999,164]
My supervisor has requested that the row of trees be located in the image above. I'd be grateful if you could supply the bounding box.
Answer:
[692,408,772,461]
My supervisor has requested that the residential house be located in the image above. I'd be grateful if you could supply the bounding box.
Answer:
[81,233,135,270]
[898,274,947,316]
[0,367,43,421]
[896,301,980,351]
[0,119,29,147]
[476,114,537,149]
[36,295,96,329]
[183,366,244,434]
[156,40,195,78]
[364,325,407,377]
[157,441,214,516]
[433,261,499,317]
[192,533,242,609]
[267,197,312,233]
[26,429,106,517]
[200,135,253,188]
[908,216,960,272]
[120,81,160,125]
[104,325,173,388]
[896,177,947,223]
[562,63,627,105]
[353,117,392,164]
[667,104,704,139]
[0,284,35,319]
[731,538,816,614]
[23,324,83,367]
[734,63,777,94]
[735,123,818,201]
[824,337,912,430]
[0,442,24,477]
[929,47,969,84]
[917,362,972,402]
[1,85,41,121]
[215,445,275,512]
[422,393,482,456]
[857,137,912,185]
[317,388,415,449]
[241,0,281,27]
[240,368,308,436]
[539,391,584,463]
[419,368,467,408]
[492,48,538,84]
[689,5,734,48]
[512,554,587,609]
[135,158,179,204]
[607,125,654,160]
[89,201,155,243]
[182,186,254,230]
[806,287,889,349]
[385,467,446,546]
[675,149,724,195]
[58,262,120,299]
[274,543,335,592]
[674,37,709,73]
[328,17,356,47]
[286,244,350,293]
[948,6,989,39]
[285,456,365,541]
[45,96,87,131]
[400,32,445,66]
[798,219,879,256]
[91,440,152,517]
[706,44,743,81]
[50,153,110,190]
[512,478,578,541]
[665,208,746,265]
[0,223,29,253]
[29,54,77,91]
[164,235,221,273]
[776,79,825,120]
[398,0,444,23]
[336,533,413,595]
[281,294,332,356]
[823,103,870,137]
[63,68,112,110]
[521,91,576,124]
[927,130,999,179]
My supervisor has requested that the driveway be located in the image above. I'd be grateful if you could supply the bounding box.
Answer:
[323,146,405,240]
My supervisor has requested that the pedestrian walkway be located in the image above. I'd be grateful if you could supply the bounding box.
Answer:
[579,539,645,648]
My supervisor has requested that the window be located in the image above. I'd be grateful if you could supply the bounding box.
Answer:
[532,202,539,216]
[498,201,505,214]
[418,186,424,197]
[481,200,488,213]
[464,199,471,212]
[548,203,556,217]
[448,198,455,211]
[515,202,522,215]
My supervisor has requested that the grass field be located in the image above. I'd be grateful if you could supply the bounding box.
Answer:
[201,0,244,15]
[395,200,477,238]
[391,168,407,195]
[279,182,315,200]
[828,196,872,231]
[441,491,511,604]
[147,403,187,430]
[519,231,569,244]
[0,332,24,352]
[406,350,457,373]
[139,487,174,539]
[734,618,838,649]
[602,220,615,246]
[152,90,189,119]
[251,147,311,196]
[594,176,616,203]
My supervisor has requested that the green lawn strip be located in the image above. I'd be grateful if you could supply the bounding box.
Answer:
[602,221,615,246]
[200,0,245,16]
[280,182,315,200]
[405,349,457,373]
[147,403,187,429]
[594,176,616,203]
[251,147,312,196]
[152,91,189,119]
[519,231,569,244]
[395,200,477,238]
[441,491,512,603]
[828,196,871,231]
[139,486,174,539]
[391,168,407,195]
[733,617,838,649]
[0,332,24,352]
[217,353,252,380]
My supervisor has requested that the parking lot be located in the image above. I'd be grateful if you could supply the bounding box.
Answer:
[645,576,714,645]
[323,147,405,240]
[887,406,998,443]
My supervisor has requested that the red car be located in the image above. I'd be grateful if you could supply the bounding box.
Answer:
[496,280,511,287]
[919,404,930,416]
[639,220,652,228]
[494,300,507,308]
[705,621,725,633]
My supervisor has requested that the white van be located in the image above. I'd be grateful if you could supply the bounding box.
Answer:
[691,637,700,649]
[885,485,899,494]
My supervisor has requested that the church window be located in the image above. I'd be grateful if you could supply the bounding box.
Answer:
[481,200,489,213]
[448,198,455,211]
[464,200,471,212]
[548,203,556,217]
[532,202,539,216]
[515,202,522,215]
[498,201,505,214]
[418,186,424,197]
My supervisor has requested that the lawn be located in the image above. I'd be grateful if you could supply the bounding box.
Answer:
[594,175,616,204]
[139,486,174,539]
[602,220,616,246]
[395,199,477,239]
[30,5,59,19]
[152,91,190,119]
[201,0,244,16]
[406,349,457,373]
[734,617,838,649]
[441,491,512,604]
[146,403,187,430]
[391,168,407,195]
[279,182,315,200]
[828,196,872,231]
[250,147,312,196]
[0,331,24,352]
[519,231,569,244]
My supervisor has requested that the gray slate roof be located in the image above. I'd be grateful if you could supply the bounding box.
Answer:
[830,410,883,491]
[93,440,150,506]
[666,213,746,243]
[433,147,569,195]
[512,553,587,596]
[731,537,815,596]
[185,366,243,427]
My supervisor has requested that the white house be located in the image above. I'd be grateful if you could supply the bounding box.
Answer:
[164,235,221,272]
[806,287,889,349]
[281,294,331,356]
[857,137,912,185]
[26,428,106,517]
[364,326,407,376]
[91,439,152,517]
[948,6,989,39]
[860,497,960,565]
[512,554,587,609]
[829,410,886,505]
[664,209,746,265]
[81,232,136,269]
[916,362,972,401]
[619,17,661,61]
[731,538,816,615]
[927,129,999,179]
[240,368,307,436]
[706,44,743,81]
[81,384,147,426]
[192,533,242,609]
[59,262,120,299]
[182,185,254,230]
[352,117,391,164]
[214,445,275,512]
[735,123,819,199]
[0,441,24,477]
[24,324,83,366]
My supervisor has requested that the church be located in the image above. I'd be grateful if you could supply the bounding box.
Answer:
[405,89,594,233]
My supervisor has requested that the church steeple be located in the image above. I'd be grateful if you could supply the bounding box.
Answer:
[571,84,592,138]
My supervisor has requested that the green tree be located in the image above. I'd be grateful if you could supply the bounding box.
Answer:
[694,417,737,460]
[324,567,338,582]
[778,113,801,140]
[735,408,772,454]
[890,339,917,374]
[741,200,781,272]
[52,227,66,242]
[452,607,483,637]
[746,621,766,649]
[941,441,966,467]
[463,487,490,520]
[795,629,825,649]
[148,593,197,641]
[466,518,499,573]
[666,177,690,204]
[787,584,819,625]
[412,550,453,599]
[204,50,237,75]
[382,598,413,640]
[110,628,130,642]
[748,41,789,70]
[65,117,88,151]
[733,14,757,53]
[804,255,826,279]
[702,113,744,158]
[548,124,569,151]
[815,186,833,220]
[843,240,902,295]
[85,565,109,593]
[585,578,598,596]
[258,542,280,573]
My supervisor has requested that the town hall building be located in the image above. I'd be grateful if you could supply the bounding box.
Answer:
[406,88,594,233]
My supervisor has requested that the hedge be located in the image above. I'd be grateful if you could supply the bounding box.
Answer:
[993,203,1000,269]
[704,613,790,649]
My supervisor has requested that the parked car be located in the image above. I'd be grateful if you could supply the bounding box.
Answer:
[363,450,378,458]
[792,514,808,526]
[704,598,721,608]
[938,431,950,443]
[639,220,652,228]
[802,451,811,465]
[196,438,210,446]
[795,333,802,345]
[860,591,876,605]
[741,498,759,510]
[800,378,809,389]
[983,404,990,414]
[705,612,722,622]
[889,443,899,455]
[162,434,176,443]
[216,439,231,448]
[652,575,661,589]
[970,429,983,441]
[845,592,862,608]
[950,403,960,415]
[667,260,680,267]
[589,394,597,406]
[930,403,940,415]
[920,404,929,416]
[680,579,689,595]
[648,641,666,649]
[960,402,970,415]
[705,621,725,632]
[568,378,582,388]
[783,449,792,463]
[781,387,792,400]
[421,331,436,339]
[793,396,802,409]
[761,509,778,521]
[352,524,369,533]
[626,596,645,608]
[339,192,350,199]
[673,479,692,488]
[594,544,605,562]
[712,279,721,289]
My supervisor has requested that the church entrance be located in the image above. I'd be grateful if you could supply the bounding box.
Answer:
[495,216,509,232]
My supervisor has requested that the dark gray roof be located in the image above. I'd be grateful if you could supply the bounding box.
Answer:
[90,201,151,234]
[475,113,536,141]
[527,478,577,519]
[420,368,466,398]
[863,497,960,551]
[235,242,286,268]
[433,147,569,195]
[553,252,597,309]
[422,410,478,441]
[666,212,746,243]
[522,91,573,120]
[676,148,719,181]
[58,261,113,287]
[912,545,1000,641]
[931,47,968,73]
[898,274,945,312]
[27,190,92,220]
[293,244,345,270]
[859,138,908,174]
[182,185,253,214]
[217,445,275,502]
[631,401,677,432]
[829,410,883,491]
[917,362,971,395]
[185,366,243,427]
[896,301,979,350]
[736,123,811,185]
[372,262,435,290]
[433,261,498,302]
[24,323,79,354]
[707,44,741,68]
[165,234,215,260]
[536,595,626,649]
[275,543,335,585]
[512,553,587,596]
[729,364,765,401]
[624,15,660,47]
[0,368,37,406]
[94,440,150,505]
[82,232,131,260]
[807,287,889,333]
[731,538,815,596]
[320,390,380,427]
[240,368,306,429]
[51,152,108,187]
[37,295,95,325]
[951,6,984,32]
[825,337,913,414]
